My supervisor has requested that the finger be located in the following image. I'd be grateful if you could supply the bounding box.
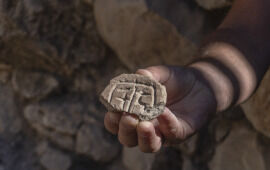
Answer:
[136,66,196,104]
[118,114,139,147]
[104,112,121,135]
[137,121,162,153]
[157,108,194,144]
[136,66,171,83]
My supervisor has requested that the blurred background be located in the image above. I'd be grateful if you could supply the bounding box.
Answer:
[0,0,269,170]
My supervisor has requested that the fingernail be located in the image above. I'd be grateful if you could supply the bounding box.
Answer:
[123,114,139,126]
[109,112,120,124]
[136,69,155,80]
[138,122,153,138]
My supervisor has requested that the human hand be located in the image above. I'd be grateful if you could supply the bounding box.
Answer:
[104,65,217,152]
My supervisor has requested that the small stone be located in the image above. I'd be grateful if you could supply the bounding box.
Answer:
[75,123,120,162]
[83,0,93,5]
[122,147,155,170]
[0,82,22,136]
[100,74,167,121]
[24,102,83,135]
[0,71,10,83]
[36,141,50,155]
[209,121,265,170]
[23,97,84,150]
[0,64,12,83]
[12,70,59,99]
[39,146,71,170]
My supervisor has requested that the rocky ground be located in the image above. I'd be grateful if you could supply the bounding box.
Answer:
[0,0,269,170]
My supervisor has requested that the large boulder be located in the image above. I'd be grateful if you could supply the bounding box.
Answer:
[23,96,84,150]
[242,69,270,138]
[209,121,265,170]
[195,0,232,10]
[37,142,71,170]
[94,0,213,70]
[75,123,121,163]
[0,0,105,75]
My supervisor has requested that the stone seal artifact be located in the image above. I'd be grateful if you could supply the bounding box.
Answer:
[100,74,167,121]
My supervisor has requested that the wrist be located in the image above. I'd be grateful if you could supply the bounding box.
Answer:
[188,48,256,112]
[189,60,234,112]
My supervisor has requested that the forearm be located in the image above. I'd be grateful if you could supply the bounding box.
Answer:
[189,0,270,112]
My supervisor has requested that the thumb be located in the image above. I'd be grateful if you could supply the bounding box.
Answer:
[157,107,194,144]
[136,66,171,83]
[136,66,196,105]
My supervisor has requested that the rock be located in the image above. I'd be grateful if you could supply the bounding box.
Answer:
[23,0,45,14]
[151,148,183,170]
[123,147,155,170]
[0,71,10,84]
[72,73,94,93]
[0,64,12,83]
[0,135,41,170]
[0,0,106,74]
[12,70,59,99]
[94,0,199,70]
[24,97,84,150]
[38,144,71,170]
[182,156,197,170]
[195,0,232,10]
[209,121,265,170]
[242,69,270,138]
[83,0,93,6]
[0,82,21,136]
[106,158,127,170]
[0,13,66,74]
[100,74,167,121]
[24,101,83,135]
[178,134,198,156]
[143,0,209,42]
[44,131,75,151]
[258,135,270,170]
[75,123,121,162]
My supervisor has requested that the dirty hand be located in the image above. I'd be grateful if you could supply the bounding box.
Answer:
[104,65,217,153]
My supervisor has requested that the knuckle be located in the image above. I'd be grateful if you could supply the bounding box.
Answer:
[105,124,118,135]
[168,127,179,137]
[108,112,121,125]
[119,125,137,137]
[118,134,137,147]
[104,114,119,135]
[165,126,189,143]
[178,125,190,140]
[120,117,138,131]
[162,126,179,140]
